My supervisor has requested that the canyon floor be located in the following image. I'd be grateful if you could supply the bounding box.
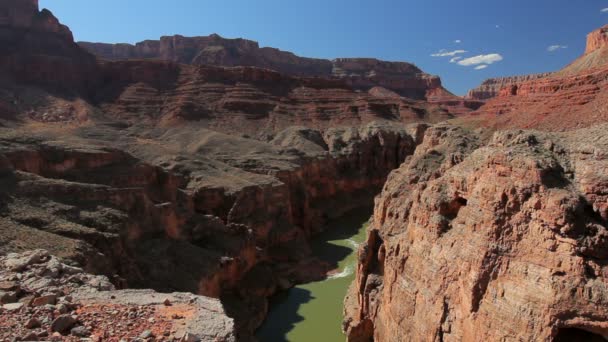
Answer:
[1,1,608,341]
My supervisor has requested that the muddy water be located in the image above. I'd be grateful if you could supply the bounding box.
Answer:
[256,210,371,342]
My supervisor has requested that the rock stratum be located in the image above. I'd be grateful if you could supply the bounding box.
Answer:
[79,37,452,101]
[465,73,553,101]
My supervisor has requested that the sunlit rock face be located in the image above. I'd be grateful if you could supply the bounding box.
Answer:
[345,123,608,341]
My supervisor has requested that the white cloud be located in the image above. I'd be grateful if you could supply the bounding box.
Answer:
[431,49,467,57]
[449,56,463,63]
[475,65,488,70]
[601,8,608,12]
[454,40,462,44]
[547,45,568,52]
[457,53,503,66]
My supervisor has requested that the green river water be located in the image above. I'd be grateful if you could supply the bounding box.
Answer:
[256,210,371,342]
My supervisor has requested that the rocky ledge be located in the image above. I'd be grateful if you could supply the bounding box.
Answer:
[0,250,237,341]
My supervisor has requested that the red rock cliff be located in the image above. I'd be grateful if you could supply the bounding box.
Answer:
[345,124,608,341]
[466,73,552,100]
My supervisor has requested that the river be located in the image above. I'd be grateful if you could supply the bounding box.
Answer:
[256,209,371,342]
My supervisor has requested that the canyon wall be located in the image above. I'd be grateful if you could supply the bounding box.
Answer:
[345,124,608,341]
[465,73,553,101]
[79,37,451,100]
[0,119,422,338]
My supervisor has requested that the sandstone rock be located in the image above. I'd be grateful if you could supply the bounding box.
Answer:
[32,294,57,306]
[180,332,201,342]
[0,290,17,304]
[25,317,41,329]
[4,250,49,271]
[51,314,77,333]
[71,326,91,337]
[20,332,38,341]
[3,302,23,311]
[139,330,154,338]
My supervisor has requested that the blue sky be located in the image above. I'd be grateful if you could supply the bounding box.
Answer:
[41,0,608,95]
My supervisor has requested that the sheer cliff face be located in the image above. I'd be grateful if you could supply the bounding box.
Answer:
[345,124,608,341]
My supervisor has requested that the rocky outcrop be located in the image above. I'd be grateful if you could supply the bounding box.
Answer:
[466,73,553,100]
[345,123,608,341]
[0,250,237,341]
[585,25,608,55]
[79,37,452,101]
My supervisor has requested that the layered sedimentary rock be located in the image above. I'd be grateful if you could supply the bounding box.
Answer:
[79,35,333,77]
[465,73,552,100]
[463,25,608,131]
[345,123,608,341]
[87,60,455,136]
[79,37,454,101]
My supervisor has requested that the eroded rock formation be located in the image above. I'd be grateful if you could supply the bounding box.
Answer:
[345,123,608,341]
[465,73,553,100]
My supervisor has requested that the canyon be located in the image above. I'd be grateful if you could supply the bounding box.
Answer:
[0,1,607,342]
